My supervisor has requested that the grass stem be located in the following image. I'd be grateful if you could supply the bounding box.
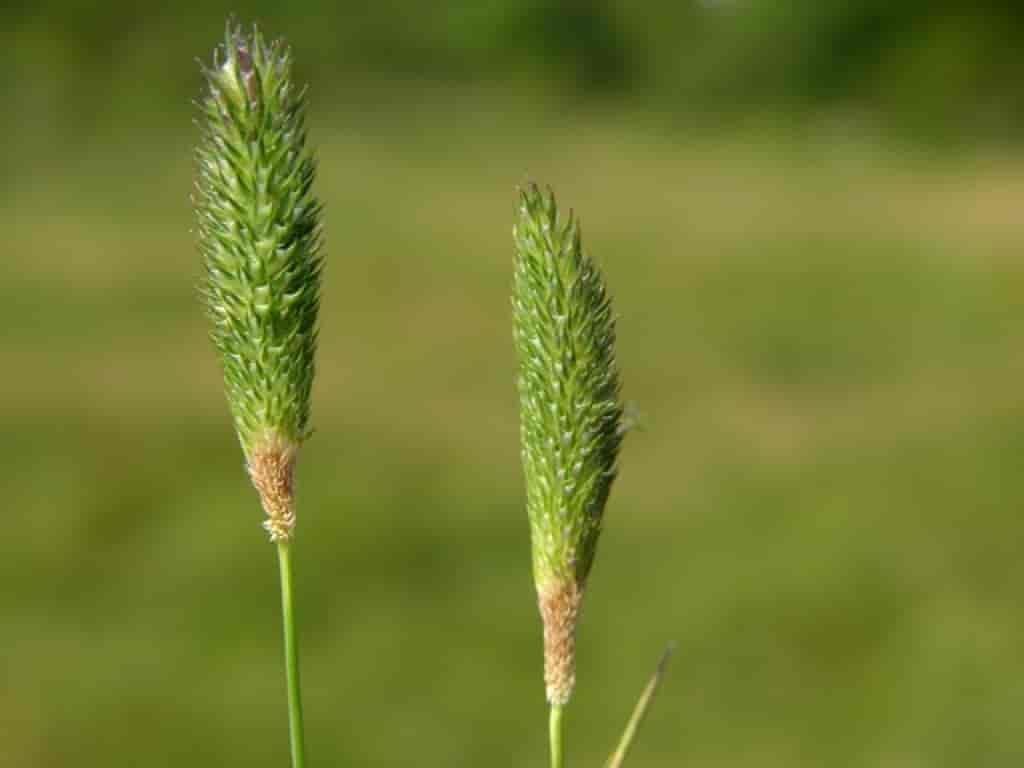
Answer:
[549,703,565,768]
[277,539,307,768]
[604,646,673,768]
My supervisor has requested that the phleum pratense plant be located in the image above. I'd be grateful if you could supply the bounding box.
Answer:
[514,185,667,768]
[196,24,320,768]
[514,184,621,764]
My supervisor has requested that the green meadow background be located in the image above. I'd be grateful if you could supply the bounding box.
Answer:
[4,3,1024,766]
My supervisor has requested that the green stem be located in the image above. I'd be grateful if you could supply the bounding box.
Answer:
[604,646,673,768]
[549,703,565,768]
[277,539,307,768]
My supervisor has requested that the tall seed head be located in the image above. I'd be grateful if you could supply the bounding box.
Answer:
[512,184,624,705]
[196,25,323,541]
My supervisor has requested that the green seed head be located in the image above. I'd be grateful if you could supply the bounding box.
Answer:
[513,183,624,704]
[196,24,322,539]
[514,184,623,589]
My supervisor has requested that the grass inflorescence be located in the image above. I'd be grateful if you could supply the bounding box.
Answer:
[195,23,323,768]
[513,183,636,766]
[196,24,323,542]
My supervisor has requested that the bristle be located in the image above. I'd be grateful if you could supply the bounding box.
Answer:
[513,183,623,588]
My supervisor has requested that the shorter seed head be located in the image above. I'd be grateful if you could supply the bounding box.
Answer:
[513,184,622,589]
[512,183,625,706]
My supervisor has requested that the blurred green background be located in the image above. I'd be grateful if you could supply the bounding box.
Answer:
[3,2,1024,766]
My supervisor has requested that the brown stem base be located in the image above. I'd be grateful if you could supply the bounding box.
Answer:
[538,579,583,706]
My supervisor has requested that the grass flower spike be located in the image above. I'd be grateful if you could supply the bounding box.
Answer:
[197,25,323,541]
[195,23,321,768]
[513,184,623,765]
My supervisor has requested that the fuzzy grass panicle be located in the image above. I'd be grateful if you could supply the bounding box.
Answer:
[195,24,321,768]
[513,184,623,708]
[196,25,323,541]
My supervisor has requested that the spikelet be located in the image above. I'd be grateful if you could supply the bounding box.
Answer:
[512,184,624,705]
[196,24,323,541]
